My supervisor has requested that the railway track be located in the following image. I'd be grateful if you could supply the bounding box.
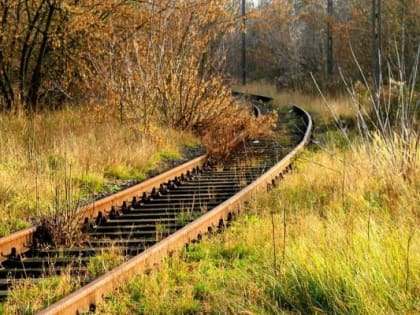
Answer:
[0,94,313,314]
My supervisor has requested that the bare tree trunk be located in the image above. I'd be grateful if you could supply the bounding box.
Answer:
[28,1,55,110]
[372,0,381,102]
[241,0,246,85]
[327,0,333,77]
[400,0,407,82]
[19,0,46,109]
[0,0,14,111]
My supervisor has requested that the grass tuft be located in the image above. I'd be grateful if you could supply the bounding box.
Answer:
[0,108,198,236]
[90,93,419,314]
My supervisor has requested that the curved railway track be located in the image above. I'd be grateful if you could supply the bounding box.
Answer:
[0,94,313,314]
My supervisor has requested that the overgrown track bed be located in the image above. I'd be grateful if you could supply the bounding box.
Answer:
[0,100,312,314]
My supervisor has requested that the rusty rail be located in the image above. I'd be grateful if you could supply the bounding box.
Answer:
[0,155,207,263]
[0,227,36,263]
[37,105,312,315]
[0,90,267,263]
[78,155,207,220]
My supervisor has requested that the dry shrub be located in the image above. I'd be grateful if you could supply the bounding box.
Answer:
[201,100,277,160]
[96,0,273,160]
[97,1,239,132]
[34,164,88,248]
[35,206,87,248]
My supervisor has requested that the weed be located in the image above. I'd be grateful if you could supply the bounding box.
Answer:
[73,173,105,195]
[0,247,126,314]
[104,165,145,181]
[158,151,180,161]
[92,92,418,314]
[3,273,80,314]
[155,223,170,242]
[86,248,125,280]
[193,281,210,300]
[176,208,195,225]
[0,107,198,236]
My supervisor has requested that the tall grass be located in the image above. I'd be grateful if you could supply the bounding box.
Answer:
[0,107,199,236]
[333,42,420,182]
[235,81,355,121]
[1,248,124,314]
[90,140,420,314]
[1,90,417,313]
[89,93,419,314]
[1,274,80,314]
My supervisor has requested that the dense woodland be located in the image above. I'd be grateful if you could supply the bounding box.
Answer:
[0,0,419,114]
[231,0,420,90]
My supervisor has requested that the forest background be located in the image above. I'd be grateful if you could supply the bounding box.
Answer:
[1,0,419,113]
[0,1,419,313]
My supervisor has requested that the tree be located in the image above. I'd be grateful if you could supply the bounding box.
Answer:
[372,0,381,95]
[327,0,333,76]
[0,1,148,112]
[225,0,419,91]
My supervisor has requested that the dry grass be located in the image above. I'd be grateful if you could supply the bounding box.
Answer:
[1,91,418,314]
[235,81,355,119]
[1,247,124,314]
[92,132,419,315]
[87,93,419,314]
[0,107,199,236]
[1,273,79,314]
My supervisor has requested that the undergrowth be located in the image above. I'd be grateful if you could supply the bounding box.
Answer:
[0,107,199,236]
[90,139,418,314]
[1,248,124,314]
[1,91,418,314]
[88,86,418,314]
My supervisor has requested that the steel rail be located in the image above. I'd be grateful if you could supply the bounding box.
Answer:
[0,155,207,263]
[37,105,312,315]
[0,227,36,263]
[0,101,253,265]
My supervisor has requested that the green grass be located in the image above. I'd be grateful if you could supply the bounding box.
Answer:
[104,165,146,181]
[1,249,125,314]
[91,92,419,314]
[1,92,418,314]
[156,150,181,161]
[0,108,198,236]
[94,152,419,314]
[73,172,105,195]
[2,274,80,314]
